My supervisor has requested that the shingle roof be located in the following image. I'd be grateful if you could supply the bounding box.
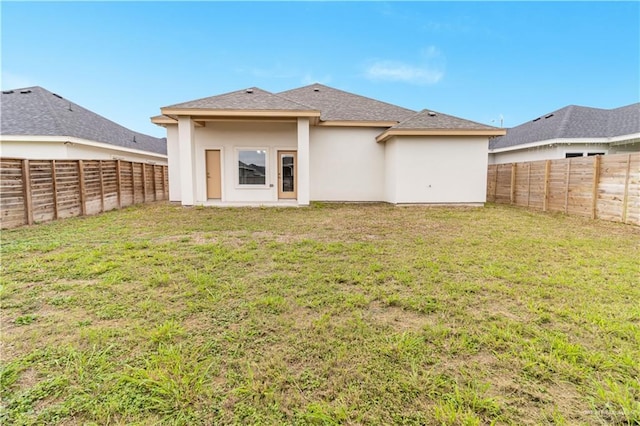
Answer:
[277,83,416,122]
[164,87,315,111]
[489,103,640,150]
[391,109,499,130]
[1,86,166,155]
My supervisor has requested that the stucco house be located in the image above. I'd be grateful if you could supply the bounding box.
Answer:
[489,103,640,164]
[1,86,167,164]
[152,83,504,206]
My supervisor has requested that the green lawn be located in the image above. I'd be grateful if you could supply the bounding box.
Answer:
[1,202,639,425]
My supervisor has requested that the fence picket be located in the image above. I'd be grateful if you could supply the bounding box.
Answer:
[488,153,639,225]
[0,158,168,229]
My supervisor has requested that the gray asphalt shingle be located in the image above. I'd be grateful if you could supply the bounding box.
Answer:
[391,109,498,130]
[489,103,640,150]
[277,83,416,122]
[1,86,166,155]
[164,87,315,111]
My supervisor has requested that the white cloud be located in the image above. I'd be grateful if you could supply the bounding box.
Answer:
[365,46,445,85]
[1,72,34,90]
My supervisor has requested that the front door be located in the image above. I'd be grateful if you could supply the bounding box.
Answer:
[206,150,221,199]
[278,151,297,199]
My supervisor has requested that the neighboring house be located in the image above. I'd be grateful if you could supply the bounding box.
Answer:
[151,83,504,206]
[1,87,167,164]
[489,103,640,164]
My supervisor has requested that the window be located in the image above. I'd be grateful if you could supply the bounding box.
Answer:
[565,152,605,158]
[238,149,267,186]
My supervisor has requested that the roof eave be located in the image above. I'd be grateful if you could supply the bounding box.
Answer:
[376,128,507,143]
[489,133,640,152]
[159,108,321,119]
[317,120,399,128]
[0,135,168,159]
[151,115,177,126]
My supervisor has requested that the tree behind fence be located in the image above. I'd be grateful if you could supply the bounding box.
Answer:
[487,153,639,225]
[1,159,169,229]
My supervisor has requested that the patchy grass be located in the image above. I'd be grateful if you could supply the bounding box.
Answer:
[1,202,639,425]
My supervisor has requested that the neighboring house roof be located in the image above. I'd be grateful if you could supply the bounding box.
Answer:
[1,86,167,155]
[277,83,416,123]
[489,103,640,150]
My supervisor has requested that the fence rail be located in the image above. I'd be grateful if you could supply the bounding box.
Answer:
[1,158,168,229]
[487,153,639,225]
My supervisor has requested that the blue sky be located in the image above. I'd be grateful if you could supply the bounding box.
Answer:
[2,1,638,138]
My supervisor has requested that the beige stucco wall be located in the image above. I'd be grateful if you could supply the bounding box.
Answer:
[384,138,398,204]
[388,135,489,204]
[167,120,494,205]
[309,127,386,201]
[192,121,297,204]
[166,125,181,201]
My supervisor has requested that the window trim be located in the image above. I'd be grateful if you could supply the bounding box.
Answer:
[235,147,269,189]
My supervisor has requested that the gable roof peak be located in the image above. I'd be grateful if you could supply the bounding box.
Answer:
[163,86,316,112]
[278,83,416,122]
[391,108,499,131]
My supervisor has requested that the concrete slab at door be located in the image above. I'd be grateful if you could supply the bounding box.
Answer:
[206,150,221,199]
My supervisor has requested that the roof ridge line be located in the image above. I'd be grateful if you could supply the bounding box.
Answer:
[162,87,273,109]
[36,87,68,137]
[278,83,416,114]
[268,90,316,111]
[556,105,575,139]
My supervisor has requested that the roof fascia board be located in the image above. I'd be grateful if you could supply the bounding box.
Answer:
[489,134,640,153]
[0,135,168,159]
[191,116,298,123]
[151,116,177,125]
[608,133,640,146]
[317,120,399,128]
[377,128,506,143]
[160,108,321,118]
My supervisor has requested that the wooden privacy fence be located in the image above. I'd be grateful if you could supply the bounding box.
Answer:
[487,153,639,225]
[1,158,168,229]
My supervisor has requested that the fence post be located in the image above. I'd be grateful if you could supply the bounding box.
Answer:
[21,159,33,225]
[162,165,167,200]
[543,160,550,212]
[564,159,572,214]
[152,165,157,201]
[493,165,499,202]
[526,163,531,207]
[621,153,632,223]
[116,160,122,209]
[51,160,59,220]
[78,160,87,216]
[510,163,516,204]
[591,155,601,220]
[99,160,105,213]
[142,164,147,203]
